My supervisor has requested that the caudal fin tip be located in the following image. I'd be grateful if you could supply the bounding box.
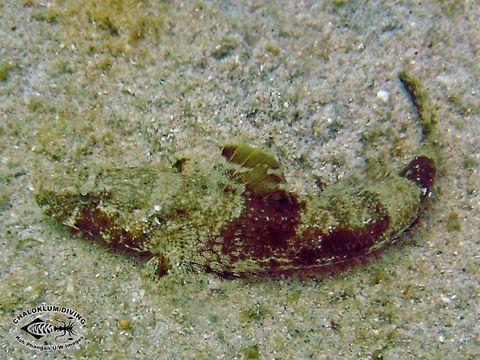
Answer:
[400,155,436,198]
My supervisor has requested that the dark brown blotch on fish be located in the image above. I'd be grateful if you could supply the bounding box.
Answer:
[400,155,436,201]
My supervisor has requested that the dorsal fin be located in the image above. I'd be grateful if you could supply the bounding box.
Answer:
[221,143,286,193]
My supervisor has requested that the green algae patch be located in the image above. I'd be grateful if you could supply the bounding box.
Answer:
[446,211,462,232]
[242,344,260,359]
[29,0,170,67]
[0,61,16,82]
[463,155,479,169]
[437,0,465,18]
[211,36,238,59]
[239,304,269,323]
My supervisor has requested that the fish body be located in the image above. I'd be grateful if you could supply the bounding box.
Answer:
[35,71,439,278]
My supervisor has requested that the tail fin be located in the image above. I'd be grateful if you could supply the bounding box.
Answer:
[398,70,442,199]
[398,70,441,161]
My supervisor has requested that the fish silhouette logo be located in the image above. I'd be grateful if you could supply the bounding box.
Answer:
[20,317,77,341]
[12,305,86,351]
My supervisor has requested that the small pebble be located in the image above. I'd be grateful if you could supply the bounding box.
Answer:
[119,319,130,330]
[376,89,390,102]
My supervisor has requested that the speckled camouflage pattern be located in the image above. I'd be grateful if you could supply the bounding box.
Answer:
[35,71,440,278]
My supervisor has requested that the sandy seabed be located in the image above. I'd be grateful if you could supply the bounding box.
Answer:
[1,1,479,359]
